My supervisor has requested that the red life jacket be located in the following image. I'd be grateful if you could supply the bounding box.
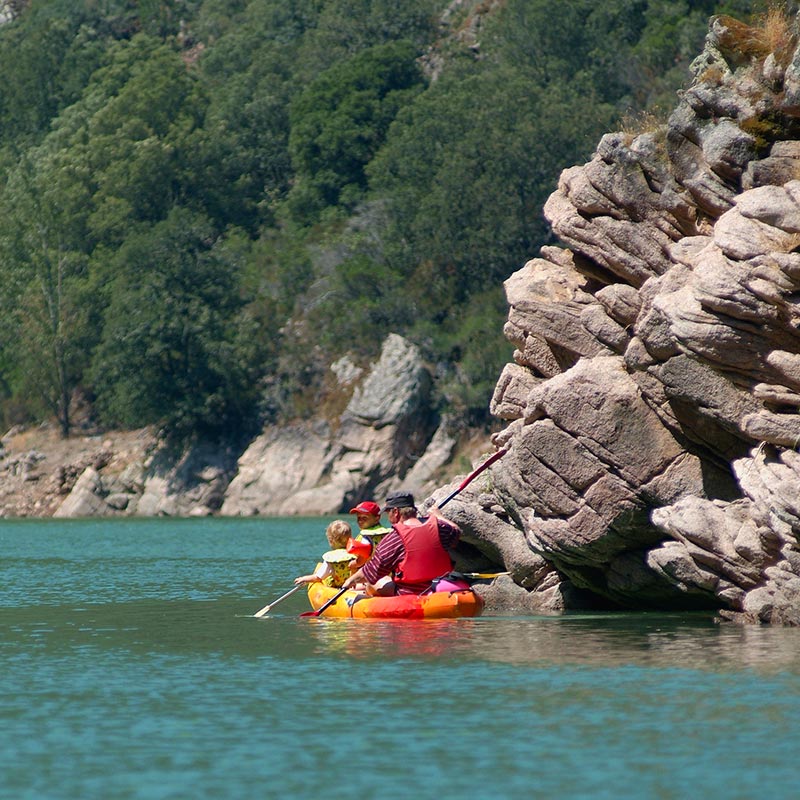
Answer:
[394,516,453,592]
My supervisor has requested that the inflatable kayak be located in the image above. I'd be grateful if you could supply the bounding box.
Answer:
[306,582,484,619]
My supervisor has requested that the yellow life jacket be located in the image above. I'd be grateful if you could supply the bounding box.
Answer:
[359,525,392,550]
[321,548,355,587]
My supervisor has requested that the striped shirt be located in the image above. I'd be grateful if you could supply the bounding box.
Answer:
[362,516,461,593]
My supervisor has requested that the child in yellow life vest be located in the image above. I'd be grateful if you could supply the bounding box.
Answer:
[294,519,355,588]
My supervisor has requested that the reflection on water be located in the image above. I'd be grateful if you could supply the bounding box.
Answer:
[10,597,800,675]
[5,518,800,800]
[303,617,473,660]
[13,594,800,677]
[302,613,800,673]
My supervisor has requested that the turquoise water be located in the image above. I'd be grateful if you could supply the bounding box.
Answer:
[2,518,800,799]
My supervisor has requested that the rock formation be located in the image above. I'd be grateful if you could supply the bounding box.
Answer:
[220,333,447,515]
[447,14,800,624]
[49,333,456,518]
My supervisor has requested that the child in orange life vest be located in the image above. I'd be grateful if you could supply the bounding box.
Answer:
[347,500,392,572]
[348,500,392,558]
[294,520,355,588]
[345,501,391,587]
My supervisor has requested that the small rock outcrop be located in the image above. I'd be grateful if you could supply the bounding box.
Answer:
[48,334,461,518]
[219,333,446,515]
[455,13,800,623]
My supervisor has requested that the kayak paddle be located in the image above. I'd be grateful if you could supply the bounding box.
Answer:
[299,585,348,618]
[299,448,509,618]
[460,571,510,579]
[253,584,303,618]
[436,447,508,508]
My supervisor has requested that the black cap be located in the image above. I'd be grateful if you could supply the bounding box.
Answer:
[382,490,415,511]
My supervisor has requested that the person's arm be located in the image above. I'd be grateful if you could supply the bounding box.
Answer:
[342,567,395,596]
[427,505,455,523]
[428,507,460,548]
[294,562,328,585]
[342,566,365,590]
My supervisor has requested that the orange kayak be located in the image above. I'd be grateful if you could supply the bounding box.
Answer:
[306,582,484,619]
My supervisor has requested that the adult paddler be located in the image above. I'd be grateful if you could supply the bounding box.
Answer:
[342,491,461,597]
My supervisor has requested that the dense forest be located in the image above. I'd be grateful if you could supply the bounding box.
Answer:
[0,0,763,443]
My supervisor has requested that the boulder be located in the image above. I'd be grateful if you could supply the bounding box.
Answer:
[219,423,335,516]
[53,468,110,518]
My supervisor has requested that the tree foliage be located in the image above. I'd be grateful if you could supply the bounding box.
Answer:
[288,39,426,221]
[0,0,760,437]
[90,208,257,439]
[0,144,93,435]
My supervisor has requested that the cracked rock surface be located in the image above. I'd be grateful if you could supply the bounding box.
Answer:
[444,15,800,624]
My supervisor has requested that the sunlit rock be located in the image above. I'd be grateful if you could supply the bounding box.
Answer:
[456,14,800,624]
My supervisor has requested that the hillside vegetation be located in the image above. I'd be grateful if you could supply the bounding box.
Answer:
[0,0,759,442]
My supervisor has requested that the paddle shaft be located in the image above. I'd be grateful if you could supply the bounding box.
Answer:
[299,585,348,617]
[461,571,509,579]
[437,448,508,509]
[253,583,303,618]
[300,448,509,618]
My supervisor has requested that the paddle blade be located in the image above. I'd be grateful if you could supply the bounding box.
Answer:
[299,586,348,617]
[253,584,303,617]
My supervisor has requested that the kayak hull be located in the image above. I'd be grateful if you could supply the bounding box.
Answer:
[306,582,484,619]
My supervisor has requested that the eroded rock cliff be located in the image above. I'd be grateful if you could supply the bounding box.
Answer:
[218,333,449,515]
[446,14,800,624]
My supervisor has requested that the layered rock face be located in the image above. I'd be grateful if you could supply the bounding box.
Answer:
[456,15,800,624]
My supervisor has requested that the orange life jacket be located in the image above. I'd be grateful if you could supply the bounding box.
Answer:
[394,516,453,591]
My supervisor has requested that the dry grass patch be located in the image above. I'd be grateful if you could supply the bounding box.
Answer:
[719,5,799,63]
[617,108,670,153]
[753,4,798,58]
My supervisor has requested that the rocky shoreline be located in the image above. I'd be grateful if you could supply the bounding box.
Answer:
[0,335,495,521]
[0,426,156,518]
[450,14,800,625]
[9,15,800,625]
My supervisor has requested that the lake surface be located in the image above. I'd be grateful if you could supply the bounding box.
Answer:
[2,517,800,799]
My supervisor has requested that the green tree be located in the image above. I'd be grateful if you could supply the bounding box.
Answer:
[0,0,148,146]
[0,5,86,142]
[188,13,300,232]
[81,35,206,245]
[90,208,257,439]
[287,40,426,222]
[0,149,94,436]
[368,67,615,315]
[294,0,438,77]
[419,287,511,424]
